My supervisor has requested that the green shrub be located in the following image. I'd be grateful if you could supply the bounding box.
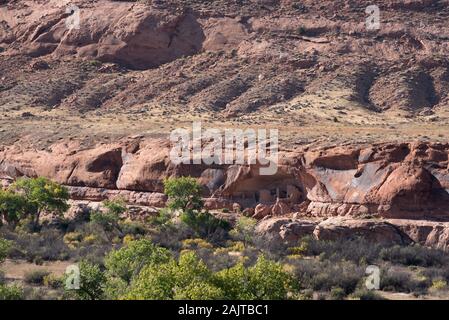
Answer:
[24,270,51,285]
[63,232,83,245]
[43,274,63,289]
[330,287,346,300]
[297,237,383,264]
[0,283,23,300]
[173,280,224,300]
[430,279,447,291]
[0,238,12,263]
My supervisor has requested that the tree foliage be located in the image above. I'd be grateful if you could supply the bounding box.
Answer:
[10,177,69,229]
[123,250,297,300]
[164,177,229,237]
[123,251,222,300]
[164,176,203,212]
[105,239,171,284]
[0,190,28,226]
[214,255,296,300]
[65,260,106,300]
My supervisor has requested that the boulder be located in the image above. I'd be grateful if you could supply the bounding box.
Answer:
[253,203,272,219]
[313,217,412,245]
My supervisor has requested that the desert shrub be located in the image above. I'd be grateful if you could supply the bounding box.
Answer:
[430,279,447,291]
[122,234,134,245]
[24,270,51,285]
[63,232,83,246]
[2,228,70,262]
[76,221,111,244]
[182,238,214,250]
[420,265,449,283]
[43,274,63,289]
[82,234,98,245]
[87,199,126,232]
[22,286,50,300]
[0,238,12,263]
[146,208,173,229]
[180,210,230,238]
[65,260,106,300]
[330,287,346,300]
[379,245,447,267]
[229,216,257,247]
[119,220,146,236]
[103,199,127,216]
[75,243,115,265]
[350,288,385,300]
[90,210,120,232]
[0,283,23,300]
[298,236,383,264]
[214,255,297,300]
[380,268,427,294]
[104,239,171,284]
[147,222,192,250]
[290,259,364,295]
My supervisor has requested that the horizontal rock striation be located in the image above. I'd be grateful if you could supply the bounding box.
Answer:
[0,138,448,220]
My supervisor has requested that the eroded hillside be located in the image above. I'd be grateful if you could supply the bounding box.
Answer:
[0,0,448,146]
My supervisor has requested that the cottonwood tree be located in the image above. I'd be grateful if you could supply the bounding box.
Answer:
[0,190,28,227]
[10,177,69,230]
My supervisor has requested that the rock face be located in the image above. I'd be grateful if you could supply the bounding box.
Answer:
[255,217,317,244]
[256,216,449,250]
[1,0,205,70]
[1,139,448,221]
[302,142,449,219]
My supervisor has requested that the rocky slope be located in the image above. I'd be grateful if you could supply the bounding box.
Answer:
[0,0,449,122]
